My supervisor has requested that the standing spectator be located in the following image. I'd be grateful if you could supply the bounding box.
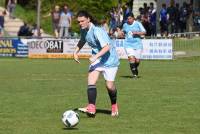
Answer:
[109,7,117,35]
[101,18,109,34]
[149,2,157,37]
[141,13,151,37]
[51,5,60,38]
[175,3,180,33]
[143,3,149,15]
[44,5,61,38]
[179,2,188,33]
[59,4,72,38]
[167,1,177,34]
[186,3,193,33]
[7,0,16,19]
[123,4,132,24]
[74,10,120,117]
[0,11,6,37]
[120,13,146,78]
[160,3,168,37]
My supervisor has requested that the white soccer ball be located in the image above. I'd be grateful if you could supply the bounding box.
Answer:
[61,110,79,128]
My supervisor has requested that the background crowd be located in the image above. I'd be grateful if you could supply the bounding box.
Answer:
[107,1,200,38]
[0,1,200,38]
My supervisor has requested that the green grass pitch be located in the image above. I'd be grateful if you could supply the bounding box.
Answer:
[0,57,200,134]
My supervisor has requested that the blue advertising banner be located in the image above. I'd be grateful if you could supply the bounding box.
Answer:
[14,39,28,57]
[0,39,17,57]
[0,38,28,57]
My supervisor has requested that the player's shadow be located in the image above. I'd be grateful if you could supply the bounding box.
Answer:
[62,127,79,130]
[120,75,141,79]
[74,108,111,115]
[96,109,111,115]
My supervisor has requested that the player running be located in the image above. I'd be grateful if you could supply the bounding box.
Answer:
[73,10,120,117]
[120,13,146,78]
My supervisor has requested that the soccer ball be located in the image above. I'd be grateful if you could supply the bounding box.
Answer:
[61,110,79,128]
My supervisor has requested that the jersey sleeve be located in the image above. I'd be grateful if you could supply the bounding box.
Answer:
[79,29,87,44]
[138,22,146,32]
[94,27,110,47]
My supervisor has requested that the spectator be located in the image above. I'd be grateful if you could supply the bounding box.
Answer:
[109,7,117,35]
[7,0,16,19]
[101,18,109,33]
[149,2,157,36]
[0,11,6,37]
[31,24,44,37]
[44,5,61,38]
[167,0,177,34]
[18,22,31,36]
[112,26,123,39]
[59,4,72,38]
[175,3,180,33]
[143,3,149,15]
[159,3,168,37]
[123,4,132,24]
[179,2,188,33]
[141,13,151,36]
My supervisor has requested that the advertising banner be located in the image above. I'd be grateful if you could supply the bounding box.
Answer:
[114,39,173,60]
[0,38,28,57]
[28,39,91,58]
[0,39,17,57]
[27,38,172,60]
[141,39,173,59]
[14,39,28,57]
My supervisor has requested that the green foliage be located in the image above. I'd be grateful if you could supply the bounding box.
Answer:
[15,0,129,35]
[14,5,36,24]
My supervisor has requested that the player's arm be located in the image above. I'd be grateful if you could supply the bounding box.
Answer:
[132,31,146,36]
[132,22,146,36]
[89,44,110,63]
[73,40,85,63]
[118,24,126,38]
[118,30,125,38]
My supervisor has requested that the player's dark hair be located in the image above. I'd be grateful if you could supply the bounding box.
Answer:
[76,10,100,26]
[127,12,134,18]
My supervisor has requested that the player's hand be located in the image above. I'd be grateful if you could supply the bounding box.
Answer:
[89,56,97,64]
[73,53,80,63]
[132,31,138,35]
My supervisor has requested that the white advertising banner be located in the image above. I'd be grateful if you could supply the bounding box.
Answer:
[114,39,173,60]
[27,38,172,60]
[27,39,91,58]
[141,39,173,59]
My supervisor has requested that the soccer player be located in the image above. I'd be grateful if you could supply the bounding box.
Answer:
[73,11,120,117]
[120,13,146,78]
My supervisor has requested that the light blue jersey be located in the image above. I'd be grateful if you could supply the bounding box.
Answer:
[122,21,146,49]
[80,23,119,68]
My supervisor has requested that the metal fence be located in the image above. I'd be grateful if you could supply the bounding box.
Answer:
[172,32,200,58]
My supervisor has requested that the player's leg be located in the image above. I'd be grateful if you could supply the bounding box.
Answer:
[125,48,138,77]
[78,70,100,117]
[86,70,100,117]
[128,56,138,77]
[134,49,142,77]
[103,67,119,117]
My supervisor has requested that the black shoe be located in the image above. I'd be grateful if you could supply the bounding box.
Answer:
[132,75,138,79]
[86,112,96,118]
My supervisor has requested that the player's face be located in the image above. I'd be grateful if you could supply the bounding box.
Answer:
[77,16,90,29]
[127,16,134,24]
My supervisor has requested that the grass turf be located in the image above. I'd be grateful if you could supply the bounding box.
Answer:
[0,57,200,134]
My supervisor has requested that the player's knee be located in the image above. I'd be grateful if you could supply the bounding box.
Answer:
[106,84,115,90]
[128,56,136,63]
